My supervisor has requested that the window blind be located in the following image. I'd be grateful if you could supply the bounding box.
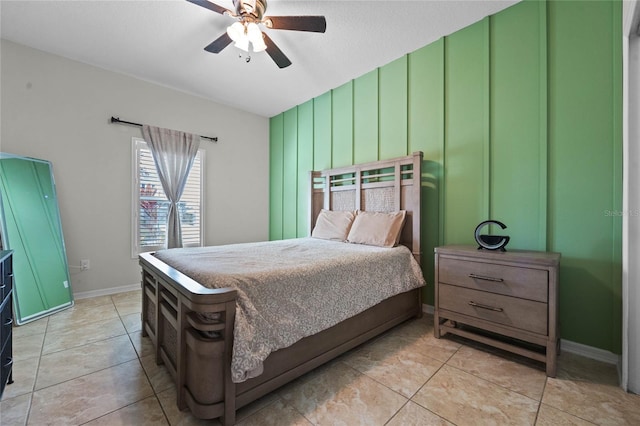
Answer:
[135,140,202,253]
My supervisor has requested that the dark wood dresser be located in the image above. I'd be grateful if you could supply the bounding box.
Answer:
[434,245,560,376]
[1,250,14,398]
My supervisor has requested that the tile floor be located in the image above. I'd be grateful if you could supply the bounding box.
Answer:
[1,289,639,425]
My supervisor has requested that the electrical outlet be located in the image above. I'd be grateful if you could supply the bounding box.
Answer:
[80,259,90,271]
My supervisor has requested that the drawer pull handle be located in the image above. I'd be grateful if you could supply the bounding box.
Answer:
[3,357,13,369]
[468,301,504,312]
[468,273,504,283]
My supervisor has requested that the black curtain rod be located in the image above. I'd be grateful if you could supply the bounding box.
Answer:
[110,116,218,142]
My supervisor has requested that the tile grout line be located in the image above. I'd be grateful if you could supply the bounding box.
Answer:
[533,376,548,425]
[25,293,148,425]
[440,337,550,403]
[383,399,412,426]
[113,293,173,426]
[405,350,454,424]
[30,345,139,393]
[24,316,49,426]
[108,292,172,425]
[338,339,454,424]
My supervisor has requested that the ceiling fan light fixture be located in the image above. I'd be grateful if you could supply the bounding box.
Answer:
[252,36,267,52]
[234,37,250,52]
[226,21,245,42]
[246,23,260,40]
[246,22,266,52]
[227,21,251,52]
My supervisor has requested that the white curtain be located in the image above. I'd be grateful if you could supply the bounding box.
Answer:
[142,125,200,249]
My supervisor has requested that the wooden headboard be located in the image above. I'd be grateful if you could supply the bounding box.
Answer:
[309,151,423,264]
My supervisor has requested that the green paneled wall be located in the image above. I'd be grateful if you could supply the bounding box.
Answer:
[444,18,490,245]
[268,0,623,353]
[269,114,283,240]
[490,0,547,251]
[313,92,332,171]
[379,56,408,160]
[332,82,354,167]
[408,40,445,299]
[282,109,298,239]
[547,0,622,353]
[354,69,379,164]
[297,101,314,237]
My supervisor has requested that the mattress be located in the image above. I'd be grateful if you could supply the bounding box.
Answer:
[153,237,426,382]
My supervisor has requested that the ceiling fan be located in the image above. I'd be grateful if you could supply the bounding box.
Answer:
[187,0,327,68]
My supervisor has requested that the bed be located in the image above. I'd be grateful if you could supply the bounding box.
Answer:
[139,151,424,425]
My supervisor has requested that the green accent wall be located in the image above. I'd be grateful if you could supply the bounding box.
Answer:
[354,69,379,164]
[297,100,314,237]
[313,92,332,170]
[269,114,283,240]
[444,18,491,245]
[282,109,298,239]
[332,81,354,168]
[379,57,408,159]
[268,0,623,354]
[547,0,623,353]
[491,1,547,250]
[408,39,445,292]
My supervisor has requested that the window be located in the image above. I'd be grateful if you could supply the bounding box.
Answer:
[132,138,204,255]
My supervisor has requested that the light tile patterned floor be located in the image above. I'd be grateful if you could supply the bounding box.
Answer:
[1,289,639,425]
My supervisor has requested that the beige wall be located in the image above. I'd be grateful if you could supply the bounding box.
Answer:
[0,40,270,296]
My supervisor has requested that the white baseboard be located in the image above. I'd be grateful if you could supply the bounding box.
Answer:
[74,283,140,300]
[422,303,434,315]
[561,339,621,365]
[422,303,621,367]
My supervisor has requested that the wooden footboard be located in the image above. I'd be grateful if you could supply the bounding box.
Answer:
[140,252,422,425]
[141,252,238,423]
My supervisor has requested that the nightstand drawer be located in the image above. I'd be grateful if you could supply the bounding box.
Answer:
[1,296,12,348]
[438,284,548,335]
[438,257,548,302]
[1,337,12,391]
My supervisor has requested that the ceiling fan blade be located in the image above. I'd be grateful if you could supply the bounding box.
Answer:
[204,32,232,53]
[186,0,230,15]
[265,16,327,33]
[262,33,292,69]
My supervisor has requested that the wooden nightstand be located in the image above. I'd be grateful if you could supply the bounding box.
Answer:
[434,245,560,377]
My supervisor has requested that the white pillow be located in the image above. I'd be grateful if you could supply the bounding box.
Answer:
[347,210,406,247]
[311,209,356,241]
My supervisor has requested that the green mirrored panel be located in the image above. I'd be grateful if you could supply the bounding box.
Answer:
[0,153,73,324]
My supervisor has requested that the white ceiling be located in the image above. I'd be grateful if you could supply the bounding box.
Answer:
[0,0,519,117]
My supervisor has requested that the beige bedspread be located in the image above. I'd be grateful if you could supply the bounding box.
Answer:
[153,237,425,383]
